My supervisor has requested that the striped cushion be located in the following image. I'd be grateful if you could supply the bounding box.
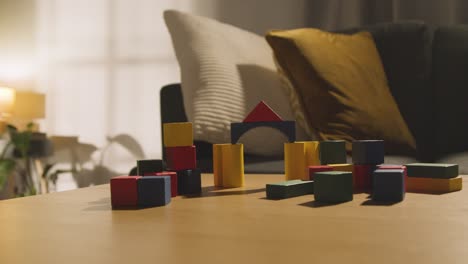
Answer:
[164,10,307,156]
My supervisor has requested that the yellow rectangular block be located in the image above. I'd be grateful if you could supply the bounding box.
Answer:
[328,163,354,172]
[407,176,463,194]
[285,142,307,180]
[212,143,244,187]
[163,122,193,147]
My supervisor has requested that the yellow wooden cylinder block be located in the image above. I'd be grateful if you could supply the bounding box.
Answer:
[285,141,321,181]
[212,143,245,187]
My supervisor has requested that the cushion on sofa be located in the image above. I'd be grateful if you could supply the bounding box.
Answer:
[164,10,308,156]
[340,22,434,160]
[266,28,417,155]
[432,25,468,157]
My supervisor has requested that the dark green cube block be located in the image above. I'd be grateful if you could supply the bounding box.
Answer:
[266,180,314,200]
[314,171,353,203]
[372,169,405,202]
[406,163,458,179]
[352,140,384,165]
[320,140,347,164]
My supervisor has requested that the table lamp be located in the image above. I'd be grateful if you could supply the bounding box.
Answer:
[10,90,45,131]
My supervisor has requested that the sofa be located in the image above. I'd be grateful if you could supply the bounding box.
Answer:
[160,22,468,174]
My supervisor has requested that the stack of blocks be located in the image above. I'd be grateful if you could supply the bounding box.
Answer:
[311,140,354,203]
[163,122,201,195]
[352,140,385,193]
[405,163,462,193]
[110,159,173,208]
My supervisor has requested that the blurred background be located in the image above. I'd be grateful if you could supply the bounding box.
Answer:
[0,0,465,196]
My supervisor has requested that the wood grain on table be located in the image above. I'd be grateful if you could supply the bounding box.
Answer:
[0,174,467,264]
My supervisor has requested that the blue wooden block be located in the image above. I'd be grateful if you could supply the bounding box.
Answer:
[177,169,202,195]
[137,176,171,207]
[319,140,347,164]
[372,169,405,202]
[314,171,353,203]
[352,140,384,165]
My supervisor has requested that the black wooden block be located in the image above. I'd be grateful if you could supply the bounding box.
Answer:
[137,159,165,175]
[177,169,202,195]
[266,180,314,200]
[372,169,405,202]
[406,163,459,179]
[352,140,385,165]
[230,121,296,144]
[319,140,347,164]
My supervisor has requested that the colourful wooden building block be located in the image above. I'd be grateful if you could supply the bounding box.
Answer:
[231,121,296,144]
[406,176,463,194]
[243,101,283,122]
[213,143,245,187]
[165,145,197,171]
[137,176,171,207]
[145,171,178,197]
[372,169,405,202]
[285,142,305,180]
[378,164,407,191]
[406,163,458,179]
[137,159,165,176]
[177,169,202,195]
[285,141,320,181]
[319,140,347,164]
[308,165,333,180]
[314,171,353,203]
[353,165,375,191]
[266,180,314,200]
[110,176,141,207]
[328,163,354,172]
[352,140,384,165]
[163,122,193,147]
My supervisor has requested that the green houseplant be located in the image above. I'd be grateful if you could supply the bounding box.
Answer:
[0,123,35,196]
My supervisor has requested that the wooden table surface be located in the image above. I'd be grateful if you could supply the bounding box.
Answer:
[1,174,467,264]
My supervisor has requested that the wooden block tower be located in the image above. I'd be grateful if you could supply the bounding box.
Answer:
[163,122,201,195]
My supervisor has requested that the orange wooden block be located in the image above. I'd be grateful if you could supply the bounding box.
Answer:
[407,176,462,194]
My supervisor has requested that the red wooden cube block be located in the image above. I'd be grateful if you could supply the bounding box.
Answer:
[145,171,178,197]
[353,165,373,192]
[308,165,333,180]
[110,176,141,207]
[165,145,197,171]
[377,165,407,190]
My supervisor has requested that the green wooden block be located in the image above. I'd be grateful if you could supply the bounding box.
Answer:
[320,140,347,164]
[406,163,458,179]
[266,180,314,200]
[314,171,353,203]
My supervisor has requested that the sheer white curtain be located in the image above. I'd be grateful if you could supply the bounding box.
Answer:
[36,0,198,175]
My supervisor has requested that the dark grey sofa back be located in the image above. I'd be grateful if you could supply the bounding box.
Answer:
[432,25,468,156]
[341,22,435,160]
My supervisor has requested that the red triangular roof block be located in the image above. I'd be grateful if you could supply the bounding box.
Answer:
[243,101,283,123]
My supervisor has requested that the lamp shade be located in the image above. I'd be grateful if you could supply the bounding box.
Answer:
[12,91,45,120]
[0,87,16,117]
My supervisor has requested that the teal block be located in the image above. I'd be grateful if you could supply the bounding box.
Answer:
[314,171,353,203]
[406,163,458,179]
[320,140,347,164]
[266,180,314,200]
